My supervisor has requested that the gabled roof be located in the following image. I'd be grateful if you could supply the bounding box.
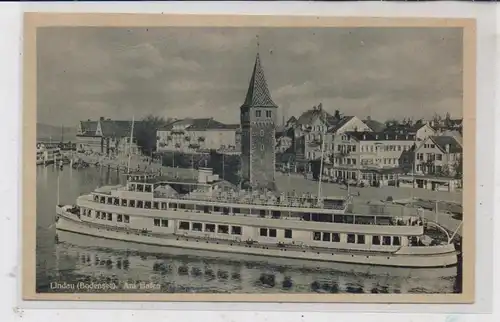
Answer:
[79,121,98,136]
[160,118,239,131]
[385,122,430,134]
[328,116,354,133]
[296,108,338,126]
[429,136,462,153]
[362,119,386,132]
[99,120,138,138]
[345,131,416,141]
[241,53,278,109]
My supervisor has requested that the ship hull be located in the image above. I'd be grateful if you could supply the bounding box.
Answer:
[55,208,458,269]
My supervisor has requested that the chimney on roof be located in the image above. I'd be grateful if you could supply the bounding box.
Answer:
[366,116,371,121]
[312,105,317,111]
[318,103,323,111]
[395,135,398,140]
[100,117,105,121]
[363,134,366,140]
[445,144,450,153]
[385,134,388,140]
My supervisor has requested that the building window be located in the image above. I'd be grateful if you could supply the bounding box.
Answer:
[231,226,242,235]
[372,236,380,245]
[269,229,277,238]
[121,199,127,206]
[124,215,130,223]
[205,223,215,232]
[284,229,292,239]
[332,233,340,242]
[260,129,264,136]
[313,232,321,241]
[153,202,159,209]
[137,201,144,208]
[266,111,272,118]
[129,200,135,207]
[154,219,160,227]
[179,221,190,230]
[256,110,262,117]
[95,212,100,220]
[218,225,229,234]
[107,213,113,221]
[436,154,443,161]
[382,236,391,245]
[357,235,365,244]
[393,236,401,246]
[260,228,268,237]
[322,232,331,242]
[192,222,202,231]
[347,234,356,243]
[161,219,168,227]
[117,214,123,222]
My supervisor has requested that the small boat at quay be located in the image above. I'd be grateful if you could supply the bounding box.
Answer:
[55,166,459,269]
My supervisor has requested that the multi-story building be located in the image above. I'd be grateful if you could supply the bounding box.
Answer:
[397,135,463,191]
[156,118,239,153]
[293,105,372,163]
[322,131,417,185]
[240,52,278,190]
[76,117,140,156]
[412,136,462,177]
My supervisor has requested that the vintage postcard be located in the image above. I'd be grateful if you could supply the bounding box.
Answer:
[22,13,476,303]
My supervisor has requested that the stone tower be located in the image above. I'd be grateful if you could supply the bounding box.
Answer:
[240,51,278,191]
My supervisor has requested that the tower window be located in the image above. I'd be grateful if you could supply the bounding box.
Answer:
[266,111,272,118]
[260,130,264,136]
[256,110,262,117]
[261,144,265,151]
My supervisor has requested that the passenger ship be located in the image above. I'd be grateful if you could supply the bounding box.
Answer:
[55,167,459,268]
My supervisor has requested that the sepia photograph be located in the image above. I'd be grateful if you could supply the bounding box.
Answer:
[22,13,476,302]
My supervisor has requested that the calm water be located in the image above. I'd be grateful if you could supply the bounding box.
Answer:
[36,165,460,294]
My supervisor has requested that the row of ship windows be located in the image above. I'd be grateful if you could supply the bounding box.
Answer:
[93,195,340,220]
[168,220,402,246]
[313,231,401,246]
[91,195,413,227]
[80,209,404,246]
[81,209,130,223]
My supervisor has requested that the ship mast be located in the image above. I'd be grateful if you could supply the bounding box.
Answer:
[317,108,327,203]
[127,116,135,174]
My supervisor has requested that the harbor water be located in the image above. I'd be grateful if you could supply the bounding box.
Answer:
[36,165,461,294]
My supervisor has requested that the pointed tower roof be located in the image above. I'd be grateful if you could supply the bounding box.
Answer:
[242,53,278,109]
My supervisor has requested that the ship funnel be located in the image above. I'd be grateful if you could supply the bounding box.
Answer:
[198,167,215,184]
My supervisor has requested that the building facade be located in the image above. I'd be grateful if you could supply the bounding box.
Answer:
[412,136,462,177]
[321,131,417,185]
[76,117,140,156]
[240,52,278,190]
[156,118,239,153]
[293,106,372,162]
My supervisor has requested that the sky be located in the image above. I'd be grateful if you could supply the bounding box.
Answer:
[37,26,463,127]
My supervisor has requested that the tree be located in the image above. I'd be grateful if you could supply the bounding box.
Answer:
[135,115,171,155]
[437,164,451,177]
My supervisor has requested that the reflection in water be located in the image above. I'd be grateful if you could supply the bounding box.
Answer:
[37,166,459,294]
